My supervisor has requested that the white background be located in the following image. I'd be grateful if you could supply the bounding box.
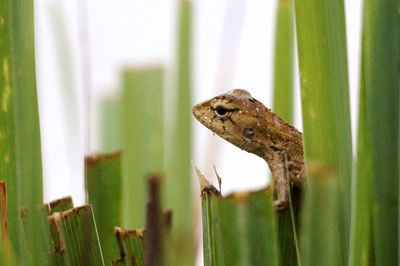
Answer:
[34,0,362,205]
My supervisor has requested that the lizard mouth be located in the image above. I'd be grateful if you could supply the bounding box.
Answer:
[191,103,202,120]
[192,106,231,136]
[192,103,212,125]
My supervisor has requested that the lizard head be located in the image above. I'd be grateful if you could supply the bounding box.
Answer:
[192,89,272,158]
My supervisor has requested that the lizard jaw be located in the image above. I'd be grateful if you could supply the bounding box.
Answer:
[192,103,213,128]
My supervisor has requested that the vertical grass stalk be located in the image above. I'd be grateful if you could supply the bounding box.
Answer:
[294,0,352,264]
[271,1,299,265]
[2,0,46,264]
[350,0,400,265]
[48,205,105,265]
[0,0,21,258]
[85,152,122,264]
[112,228,145,266]
[273,0,294,122]
[100,97,121,152]
[121,68,164,228]
[165,0,195,263]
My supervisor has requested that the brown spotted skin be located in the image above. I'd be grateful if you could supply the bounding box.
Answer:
[192,89,304,210]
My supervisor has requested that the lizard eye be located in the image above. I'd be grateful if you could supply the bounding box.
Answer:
[215,106,228,118]
[243,128,254,139]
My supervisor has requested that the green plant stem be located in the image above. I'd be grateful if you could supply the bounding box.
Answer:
[165,1,195,263]
[272,1,300,265]
[121,68,164,228]
[273,0,294,122]
[350,1,399,265]
[294,0,352,264]
[0,0,20,258]
[3,0,46,264]
[85,152,122,265]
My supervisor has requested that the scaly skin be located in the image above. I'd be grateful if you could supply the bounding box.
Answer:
[192,89,304,210]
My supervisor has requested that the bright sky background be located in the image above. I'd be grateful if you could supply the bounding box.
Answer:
[34,0,362,205]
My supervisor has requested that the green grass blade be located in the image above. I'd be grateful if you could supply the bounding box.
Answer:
[217,195,244,265]
[294,0,352,264]
[112,175,168,266]
[0,0,23,258]
[85,152,122,265]
[271,1,300,265]
[121,68,164,228]
[201,188,280,266]
[0,240,16,266]
[112,228,145,266]
[245,190,279,266]
[43,197,74,265]
[197,166,279,266]
[201,189,224,266]
[348,4,374,264]
[7,0,46,264]
[272,0,294,122]
[47,216,64,265]
[44,196,74,215]
[348,57,373,265]
[300,172,341,265]
[350,1,399,265]
[194,165,224,266]
[49,205,105,265]
[100,97,121,152]
[165,0,195,263]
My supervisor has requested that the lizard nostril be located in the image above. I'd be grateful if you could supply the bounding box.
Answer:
[243,128,254,139]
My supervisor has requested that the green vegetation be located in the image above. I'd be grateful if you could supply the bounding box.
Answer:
[85,152,122,264]
[0,0,399,265]
[295,0,352,264]
[1,0,46,264]
[272,1,300,265]
[165,1,195,264]
[273,0,294,123]
[47,205,104,265]
[196,166,279,266]
[350,1,399,265]
[121,67,164,229]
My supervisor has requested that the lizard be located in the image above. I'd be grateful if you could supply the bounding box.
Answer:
[192,89,304,210]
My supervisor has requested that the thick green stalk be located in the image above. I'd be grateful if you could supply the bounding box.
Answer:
[348,53,373,265]
[294,0,352,264]
[273,0,294,122]
[48,205,105,265]
[300,173,341,266]
[0,0,20,257]
[351,1,399,265]
[44,196,74,215]
[44,197,74,265]
[196,163,279,266]
[271,1,299,265]
[113,228,145,266]
[201,189,221,266]
[201,188,279,266]
[85,152,122,265]
[121,68,164,228]
[100,97,121,152]
[165,0,195,264]
[245,190,279,266]
[1,0,46,264]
